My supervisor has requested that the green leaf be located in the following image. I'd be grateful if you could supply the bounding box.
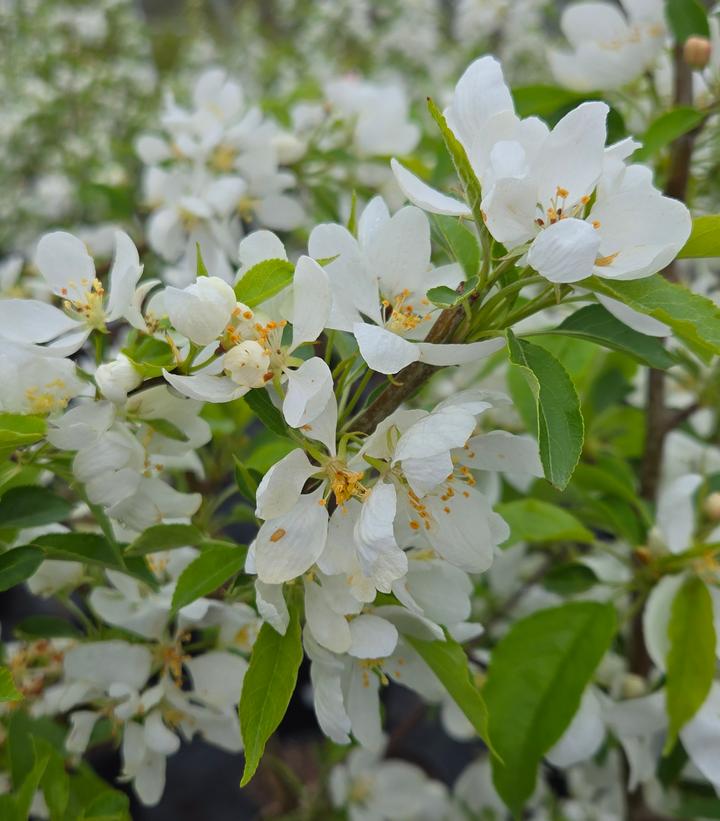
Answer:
[665,576,716,752]
[543,563,598,595]
[666,0,709,42]
[0,485,71,529]
[485,601,617,812]
[506,330,584,490]
[121,337,175,378]
[233,456,261,503]
[171,544,247,612]
[0,666,21,702]
[679,215,720,258]
[14,745,50,821]
[433,214,480,278]
[585,275,720,361]
[512,85,587,119]
[234,258,295,307]
[0,547,44,592]
[406,633,493,752]
[427,97,483,227]
[427,277,479,309]
[0,413,47,460]
[240,592,303,785]
[635,107,705,161]
[548,305,674,369]
[243,389,290,437]
[15,615,82,639]
[196,242,209,277]
[31,532,158,589]
[36,738,70,821]
[125,523,204,556]
[496,499,594,544]
[144,417,190,442]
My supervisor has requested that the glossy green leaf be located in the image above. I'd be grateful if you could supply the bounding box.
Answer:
[543,563,598,595]
[233,456,261,503]
[635,107,705,160]
[15,615,82,639]
[0,667,21,702]
[496,499,594,544]
[240,592,303,785]
[243,389,290,437]
[506,330,584,490]
[679,215,720,258]
[0,547,44,592]
[665,576,716,751]
[426,277,478,309]
[125,523,205,556]
[406,633,493,751]
[549,304,674,368]
[485,601,617,812]
[171,544,247,612]
[196,241,209,277]
[585,275,720,361]
[234,258,294,307]
[0,485,71,529]
[666,0,709,41]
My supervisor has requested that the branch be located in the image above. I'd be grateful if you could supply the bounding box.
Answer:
[348,305,466,436]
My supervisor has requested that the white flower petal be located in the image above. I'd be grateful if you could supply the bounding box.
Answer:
[390,159,471,217]
[657,474,702,554]
[35,231,95,296]
[163,369,248,403]
[528,219,601,283]
[348,615,398,659]
[291,256,330,349]
[354,322,419,374]
[416,337,505,366]
[254,488,328,584]
[283,357,334,427]
[256,448,318,520]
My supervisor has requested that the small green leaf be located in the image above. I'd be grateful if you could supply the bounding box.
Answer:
[171,544,247,612]
[233,456,260,503]
[0,485,71,529]
[496,499,594,544]
[543,563,598,595]
[679,215,720,258]
[196,242,209,277]
[665,576,716,752]
[0,667,21,702]
[506,330,584,490]
[512,85,588,119]
[15,615,82,639]
[427,97,483,226]
[144,417,190,442]
[406,632,493,752]
[433,214,480,278]
[426,277,478,309]
[666,0,709,42]
[549,304,675,369]
[240,592,303,785]
[0,414,47,460]
[0,547,44,592]
[635,107,705,161]
[234,258,294,307]
[243,389,290,437]
[125,523,204,556]
[485,601,617,812]
[585,274,720,361]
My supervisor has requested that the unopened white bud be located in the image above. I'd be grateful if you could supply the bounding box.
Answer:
[272,133,307,164]
[620,673,647,699]
[684,36,712,69]
[224,340,270,388]
[95,355,142,403]
[704,491,720,521]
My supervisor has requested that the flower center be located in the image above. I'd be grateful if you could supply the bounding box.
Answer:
[383,289,432,333]
[326,461,368,507]
[60,277,106,329]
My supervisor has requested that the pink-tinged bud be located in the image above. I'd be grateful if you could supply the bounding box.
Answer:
[703,491,720,521]
[684,36,712,69]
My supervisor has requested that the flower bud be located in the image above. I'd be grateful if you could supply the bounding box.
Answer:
[224,340,271,388]
[272,133,307,164]
[620,673,647,699]
[704,491,720,521]
[684,36,712,69]
[95,355,142,403]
